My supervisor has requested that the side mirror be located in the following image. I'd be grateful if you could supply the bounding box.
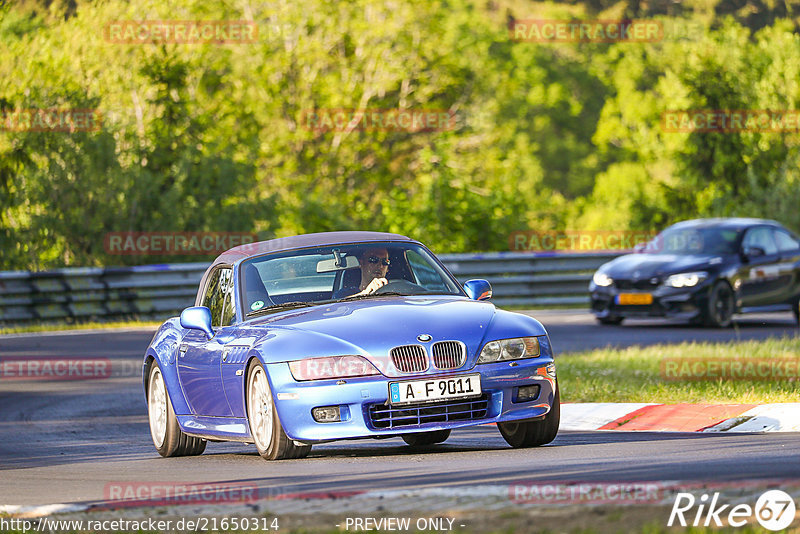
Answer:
[464,279,492,301]
[741,246,765,262]
[180,306,215,339]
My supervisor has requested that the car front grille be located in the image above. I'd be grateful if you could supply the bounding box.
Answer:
[431,341,466,370]
[614,278,660,290]
[390,345,428,373]
[368,394,490,429]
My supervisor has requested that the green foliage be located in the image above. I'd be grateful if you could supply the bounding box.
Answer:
[1,0,799,269]
[584,16,800,232]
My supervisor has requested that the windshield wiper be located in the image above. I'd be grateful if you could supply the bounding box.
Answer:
[335,291,405,302]
[246,301,316,318]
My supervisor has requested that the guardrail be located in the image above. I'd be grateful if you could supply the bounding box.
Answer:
[0,252,621,325]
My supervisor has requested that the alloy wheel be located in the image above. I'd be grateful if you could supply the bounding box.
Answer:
[148,368,168,448]
[247,366,274,449]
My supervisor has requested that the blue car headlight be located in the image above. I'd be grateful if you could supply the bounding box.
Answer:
[477,337,541,364]
[664,271,708,288]
[289,355,380,381]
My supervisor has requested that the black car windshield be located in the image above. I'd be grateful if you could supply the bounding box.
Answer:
[644,226,741,255]
[239,242,463,315]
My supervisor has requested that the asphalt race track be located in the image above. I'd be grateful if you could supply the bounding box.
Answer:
[0,310,798,509]
[533,309,799,353]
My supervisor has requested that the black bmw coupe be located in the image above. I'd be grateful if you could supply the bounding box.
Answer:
[589,218,800,327]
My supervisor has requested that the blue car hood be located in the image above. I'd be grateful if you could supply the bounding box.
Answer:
[251,295,493,345]
[245,296,546,374]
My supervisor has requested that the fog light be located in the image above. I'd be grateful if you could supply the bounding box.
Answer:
[515,385,540,403]
[545,363,556,378]
[312,406,341,422]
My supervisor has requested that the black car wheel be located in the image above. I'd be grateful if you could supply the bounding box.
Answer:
[401,429,451,447]
[597,315,624,325]
[498,383,560,448]
[704,281,735,328]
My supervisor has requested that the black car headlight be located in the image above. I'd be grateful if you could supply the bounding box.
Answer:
[477,337,540,363]
[664,271,708,288]
[592,272,613,287]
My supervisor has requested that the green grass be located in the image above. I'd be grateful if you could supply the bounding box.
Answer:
[0,320,161,335]
[558,336,800,403]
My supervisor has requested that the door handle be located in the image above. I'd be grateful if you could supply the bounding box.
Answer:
[179,345,189,357]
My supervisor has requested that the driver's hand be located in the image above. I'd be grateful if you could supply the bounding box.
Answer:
[360,277,387,295]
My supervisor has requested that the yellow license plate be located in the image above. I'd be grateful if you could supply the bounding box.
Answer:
[618,293,653,305]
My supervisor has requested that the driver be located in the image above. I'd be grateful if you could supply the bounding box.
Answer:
[338,247,390,298]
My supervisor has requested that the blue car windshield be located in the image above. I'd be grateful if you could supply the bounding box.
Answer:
[644,226,740,255]
[239,242,463,313]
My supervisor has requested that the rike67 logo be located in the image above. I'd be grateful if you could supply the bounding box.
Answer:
[668,490,796,530]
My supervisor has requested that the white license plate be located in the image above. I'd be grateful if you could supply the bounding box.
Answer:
[389,374,481,405]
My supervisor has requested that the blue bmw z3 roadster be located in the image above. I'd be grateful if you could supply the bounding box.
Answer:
[144,231,559,460]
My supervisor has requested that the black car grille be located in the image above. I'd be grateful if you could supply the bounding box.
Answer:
[431,341,466,370]
[390,345,428,373]
[368,394,489,429]
[614,278,660,290]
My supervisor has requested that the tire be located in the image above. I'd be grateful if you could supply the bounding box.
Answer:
[246,360,311,460]
[498,383,560,448]
[794,299,799,326]
[147,362,206,457]
[597,316,624,325]
[703,281,735,328]
[402,429,451,447]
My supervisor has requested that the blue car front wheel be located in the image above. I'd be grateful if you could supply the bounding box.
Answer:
[246,360,311,460]
[498,383,560,448]
[147,362,206,457]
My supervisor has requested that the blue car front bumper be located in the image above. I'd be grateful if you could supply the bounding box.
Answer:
[267,357,557,443]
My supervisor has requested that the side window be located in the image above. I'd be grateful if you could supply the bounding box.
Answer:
[220,269,236,326]
[202,269,222,313]
[773,229,800,253]
[741,227,778,255]
[202,267,234,327]
[407,250,447,291]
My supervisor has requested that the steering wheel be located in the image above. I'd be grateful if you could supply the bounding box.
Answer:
[373,279,427,295]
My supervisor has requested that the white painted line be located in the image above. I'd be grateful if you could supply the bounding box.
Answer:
[704,403,800,433]
[560,403,657,431]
